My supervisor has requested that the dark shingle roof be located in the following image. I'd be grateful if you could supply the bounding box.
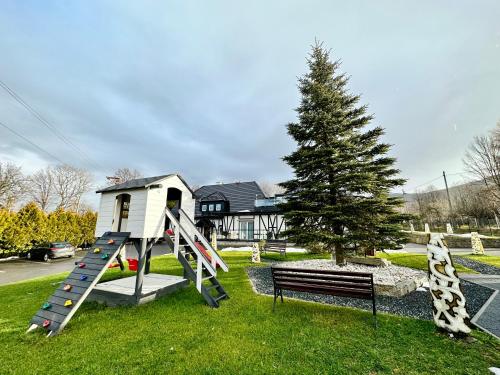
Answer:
[96,174,194,196]
[194,181,265,216]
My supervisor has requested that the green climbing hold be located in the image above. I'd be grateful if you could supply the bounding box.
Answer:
[42,302,51,310]
[101,253,109,260]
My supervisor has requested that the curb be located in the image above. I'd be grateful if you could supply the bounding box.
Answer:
[471,289,499,340]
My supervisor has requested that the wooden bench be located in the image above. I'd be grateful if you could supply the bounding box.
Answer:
[263,241,286,257]
[271,266,377,326]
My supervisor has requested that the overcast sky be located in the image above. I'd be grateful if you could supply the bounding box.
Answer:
[1,1,499,207]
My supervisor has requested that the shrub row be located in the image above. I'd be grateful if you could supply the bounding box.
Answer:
[0,202,97,257]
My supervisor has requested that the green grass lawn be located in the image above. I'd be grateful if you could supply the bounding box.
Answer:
[462,254,500,268]
[1,252,498,374]
[376,252,476,273]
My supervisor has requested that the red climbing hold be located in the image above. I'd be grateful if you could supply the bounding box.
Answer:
[42,319,50,328]
[78,263,86,268]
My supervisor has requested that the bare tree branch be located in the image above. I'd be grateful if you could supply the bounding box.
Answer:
[27,167,54,212]
[0,162,25,209]
[107,168,143,185]
[52,164,92,210]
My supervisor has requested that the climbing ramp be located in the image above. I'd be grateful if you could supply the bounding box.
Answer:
[27,232,130,336]
[164,208,229,307]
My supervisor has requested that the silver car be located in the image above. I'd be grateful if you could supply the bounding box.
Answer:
[26,242,76,262]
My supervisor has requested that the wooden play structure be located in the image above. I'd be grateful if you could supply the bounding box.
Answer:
[28,174,229,336]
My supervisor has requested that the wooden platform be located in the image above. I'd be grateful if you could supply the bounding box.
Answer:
[88,273,189,306]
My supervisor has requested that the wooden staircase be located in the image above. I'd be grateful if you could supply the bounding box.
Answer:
[164,208,229,307]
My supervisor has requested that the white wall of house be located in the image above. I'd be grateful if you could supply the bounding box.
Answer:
[208,213,286,240]
[95,174,196,239]
[95,189,147,238]
[143,175,195,238]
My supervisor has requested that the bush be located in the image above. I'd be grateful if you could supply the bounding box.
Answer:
[0,203,97,258]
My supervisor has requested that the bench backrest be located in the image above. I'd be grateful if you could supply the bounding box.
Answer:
[265,241,286,250]
[271,266,374,300]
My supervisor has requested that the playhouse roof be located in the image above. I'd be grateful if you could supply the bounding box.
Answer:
[96,174,194,195]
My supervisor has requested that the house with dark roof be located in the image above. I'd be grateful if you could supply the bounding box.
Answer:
[194,181,286,242]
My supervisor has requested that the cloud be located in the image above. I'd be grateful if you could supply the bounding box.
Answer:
[0,0,499,208]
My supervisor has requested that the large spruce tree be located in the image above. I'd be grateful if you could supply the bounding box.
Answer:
[280,43,407,265]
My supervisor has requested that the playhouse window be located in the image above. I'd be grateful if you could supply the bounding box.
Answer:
[209,204,214,212]
[201,204,207,212]
[216,203,222,211]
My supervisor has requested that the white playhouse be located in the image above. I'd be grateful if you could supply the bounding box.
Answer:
[95,174,196,239]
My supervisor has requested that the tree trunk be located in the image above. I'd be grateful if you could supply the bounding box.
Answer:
[334,243,345,266]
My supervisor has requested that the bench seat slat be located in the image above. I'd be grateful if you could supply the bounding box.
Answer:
[274,276,373,290]
[276,281,373,299]
[276,280,373,295]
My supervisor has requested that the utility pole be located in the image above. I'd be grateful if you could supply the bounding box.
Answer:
[442,171,453,214]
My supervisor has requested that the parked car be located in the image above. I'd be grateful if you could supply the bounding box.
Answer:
[25,242,76,262]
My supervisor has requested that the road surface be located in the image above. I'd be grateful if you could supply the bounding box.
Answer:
[0,243,171,286]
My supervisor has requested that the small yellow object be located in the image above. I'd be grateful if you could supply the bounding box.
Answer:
[93,248,101,254]
[64,299,73,307]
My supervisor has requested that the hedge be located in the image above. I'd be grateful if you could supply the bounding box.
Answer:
[0,202,97,258]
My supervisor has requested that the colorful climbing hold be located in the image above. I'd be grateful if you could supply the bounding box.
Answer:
[107,239,115,245]
[101,253,109,260]
[42,319,51,328]
[63,284,72,292]
[93,247,101,254]
[42,302,52,310]
[64,299,73,307]
[78,262,86,268]
[79,275,88,281]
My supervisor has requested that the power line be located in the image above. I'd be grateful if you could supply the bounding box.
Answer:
[0,120,66,164]
[404,175,442,193]
[0,79,101,170]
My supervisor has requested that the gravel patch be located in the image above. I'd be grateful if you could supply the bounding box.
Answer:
[276,259,426,287]
[454,256,500,275]
[247,266,494,320]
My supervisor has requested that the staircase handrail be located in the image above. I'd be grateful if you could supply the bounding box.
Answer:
[179,209,229,272]
[165,208,217,276]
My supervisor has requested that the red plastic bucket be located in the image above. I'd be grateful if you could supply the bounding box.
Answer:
[127,258,138,271]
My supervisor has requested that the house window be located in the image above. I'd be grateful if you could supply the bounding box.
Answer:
[216,203,222,211]
[239,220,254,240]
[209,204,214,212]
[201,204,207,212]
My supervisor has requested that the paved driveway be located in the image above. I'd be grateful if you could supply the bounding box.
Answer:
[0,243,172,286]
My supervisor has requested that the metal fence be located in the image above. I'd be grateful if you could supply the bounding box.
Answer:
[410,217,500,236]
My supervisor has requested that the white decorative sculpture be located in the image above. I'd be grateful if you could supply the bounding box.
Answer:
[409,222,415,232]
[424,223,430,233]
[427,234,471,334]
[211,228,218,251]
[446,223,453,234]
[251,243,261,263]
[471,232,484,255]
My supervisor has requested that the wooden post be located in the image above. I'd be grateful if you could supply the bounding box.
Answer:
[145,249,152,274]
[134,239,147,302]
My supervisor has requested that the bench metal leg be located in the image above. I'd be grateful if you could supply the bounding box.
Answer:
[280,289,283,303]
[372,298,377,328]
[273,288,277,312]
